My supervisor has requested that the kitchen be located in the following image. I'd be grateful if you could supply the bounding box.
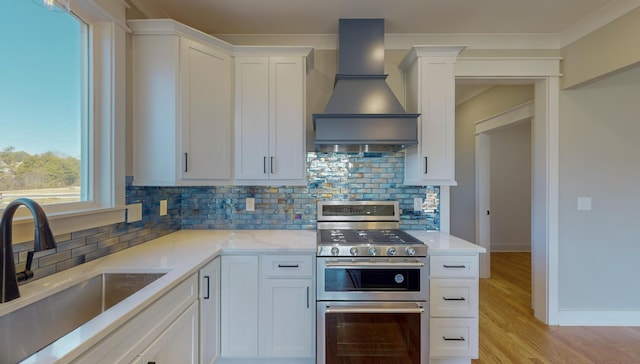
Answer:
[2,0,640,363]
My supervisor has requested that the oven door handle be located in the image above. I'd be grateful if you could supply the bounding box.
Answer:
[325,306,425,314]
[324,261,425,268]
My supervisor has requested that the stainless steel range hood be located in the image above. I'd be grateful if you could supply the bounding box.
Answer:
[313,19,419,153]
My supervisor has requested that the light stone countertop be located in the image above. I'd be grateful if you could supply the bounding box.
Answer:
[4,229,483,363]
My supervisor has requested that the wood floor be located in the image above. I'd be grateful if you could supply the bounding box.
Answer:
[472,252,640,364]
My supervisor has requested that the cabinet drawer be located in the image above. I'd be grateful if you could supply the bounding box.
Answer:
[430,317,479,359]
[261,255,313,277]
[430,278,478,318]
[430,255,478,278]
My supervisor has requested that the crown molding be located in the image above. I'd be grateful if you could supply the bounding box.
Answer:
[560,0,640,47]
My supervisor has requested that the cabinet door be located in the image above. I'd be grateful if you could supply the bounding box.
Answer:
[404,55,456,186]
[136,301,199,364]
[269,57,305,181]
[200,257,221,364]
[132,34,180,185]
[221,255,259,357]
[181,39,232,181]
[259,278,313,358]
[234,57,270,180]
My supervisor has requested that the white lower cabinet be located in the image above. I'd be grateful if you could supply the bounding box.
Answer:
[220,254,314,363]
[131,301,199,364]
[429,255,480,363]
[73,275,199,364]
[200,257,221,364]
[220,255,260,357]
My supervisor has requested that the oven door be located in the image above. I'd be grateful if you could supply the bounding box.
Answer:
[317,301,429,364]
[317,257,428,301]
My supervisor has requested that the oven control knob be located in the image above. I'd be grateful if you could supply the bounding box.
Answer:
[331,247,340,256]
[387,247,397,256]
[405,247,416,256]
[368,247,378,256]
[349,247,359,256]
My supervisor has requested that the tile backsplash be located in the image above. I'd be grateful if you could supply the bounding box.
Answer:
[15,152,439,281]
[181,152,439,230]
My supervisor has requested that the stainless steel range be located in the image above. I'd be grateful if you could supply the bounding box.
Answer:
[316,200,429,364]
[316,200,427,257]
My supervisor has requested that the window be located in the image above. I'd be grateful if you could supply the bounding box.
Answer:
[1,1,88,209]
[1,0,126,241]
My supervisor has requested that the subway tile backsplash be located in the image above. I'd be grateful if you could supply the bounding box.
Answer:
[15,152,439,281]
[182,152,439,230]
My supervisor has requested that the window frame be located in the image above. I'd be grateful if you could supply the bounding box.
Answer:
[5,0,127,243]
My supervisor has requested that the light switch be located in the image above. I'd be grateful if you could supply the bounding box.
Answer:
[246,197,255,211]
[577,197,591,211]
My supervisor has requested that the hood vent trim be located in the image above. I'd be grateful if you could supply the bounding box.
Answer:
[313,19,419,153]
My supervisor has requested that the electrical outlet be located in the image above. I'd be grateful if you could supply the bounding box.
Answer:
[126,203,142,223]
[159,200,168,216]
[413,197,423,212]
[246,197,255,211]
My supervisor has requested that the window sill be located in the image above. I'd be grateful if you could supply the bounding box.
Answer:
[6,206,127,245]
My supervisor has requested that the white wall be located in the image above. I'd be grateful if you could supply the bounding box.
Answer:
[490,121,531,252]
[558,64,640,312]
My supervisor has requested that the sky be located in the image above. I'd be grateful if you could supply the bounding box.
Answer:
[0,0,82,158]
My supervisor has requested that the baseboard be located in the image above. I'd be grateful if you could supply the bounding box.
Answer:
[490,243,531,252]
[557,310,640,326]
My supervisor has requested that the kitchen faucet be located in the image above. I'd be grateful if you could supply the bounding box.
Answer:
[1,198,57,303]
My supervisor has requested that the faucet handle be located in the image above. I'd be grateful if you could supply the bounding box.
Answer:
[16,251,36,282]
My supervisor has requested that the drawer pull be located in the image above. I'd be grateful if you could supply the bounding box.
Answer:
[278,264,300,268]
[443,264,467,269]
[443,336,466,341]
[443,296,466,301]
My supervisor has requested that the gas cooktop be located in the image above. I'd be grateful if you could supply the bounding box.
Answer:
[316,229,427,257]
[316,201,427,257]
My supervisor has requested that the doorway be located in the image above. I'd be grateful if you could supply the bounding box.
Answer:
[475,99,534,277]
[452,74,559,324]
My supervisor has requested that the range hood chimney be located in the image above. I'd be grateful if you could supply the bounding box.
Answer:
[313,19,419,152]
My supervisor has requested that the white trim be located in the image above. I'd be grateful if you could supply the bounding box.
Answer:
[558,310,640,326]
[456,57,562,78]
[475,133,491,279]
[459,56,560,324]
[9,207,127,244]
[128,19,234,52]
[544,77,560,325]
[475,101,535,135]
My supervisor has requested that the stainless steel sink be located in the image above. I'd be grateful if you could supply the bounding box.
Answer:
[0,272,165,364]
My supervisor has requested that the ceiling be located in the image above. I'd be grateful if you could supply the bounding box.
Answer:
[130,0,618,35]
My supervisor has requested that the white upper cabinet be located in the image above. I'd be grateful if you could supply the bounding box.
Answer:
[401,46,465,186]
[234,50,311,185]
[129,20,233,186]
